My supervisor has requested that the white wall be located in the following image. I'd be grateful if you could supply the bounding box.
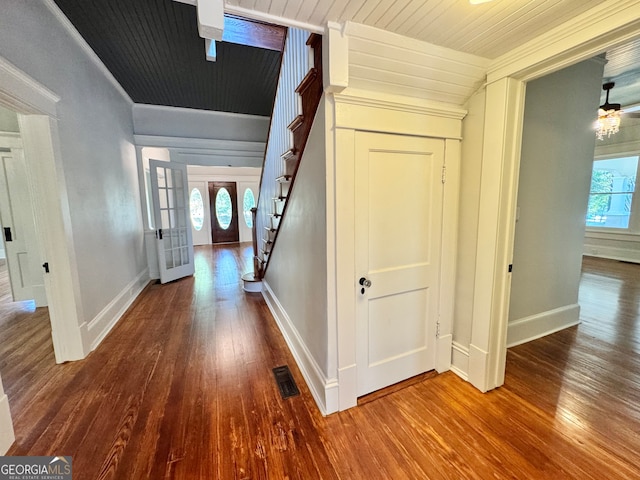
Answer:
[263,97,329,409]
[0,105,18,133]
[133,105,268,168]
[0,1,147,345]
[452,88,486,377]
[255,28,311,260]
[507,58,605,346]
[133,104,269,143]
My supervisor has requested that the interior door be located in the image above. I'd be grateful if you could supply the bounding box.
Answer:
[0,146,45,304]
[209,181,240,244]
[355,132,444,396]
[149,160,194,284]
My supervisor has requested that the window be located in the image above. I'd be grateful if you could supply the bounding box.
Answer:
[586,156,638,229]
[215,187,232,230]
[189,188,204,231]
[243,188,255,228]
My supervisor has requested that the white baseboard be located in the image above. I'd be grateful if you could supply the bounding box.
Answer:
[451,341,469,381]
[0,392,15,454]
[583,243,640,264]
[262,281,338,415]
[507,303,580,348]
[83,269,150,352]
[435,333,452,373]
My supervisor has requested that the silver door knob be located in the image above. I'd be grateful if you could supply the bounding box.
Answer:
[359,277,372,288]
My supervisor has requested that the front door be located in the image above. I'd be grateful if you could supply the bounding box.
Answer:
[355,132,444,396]
[149,160,195,284]
[209,182,239,244]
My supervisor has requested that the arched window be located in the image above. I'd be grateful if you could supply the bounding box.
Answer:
[215,187,232,230]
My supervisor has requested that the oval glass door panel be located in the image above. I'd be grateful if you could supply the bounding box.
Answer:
[243,188,255,228]
[215,187,232,230]
[189,188,204,231]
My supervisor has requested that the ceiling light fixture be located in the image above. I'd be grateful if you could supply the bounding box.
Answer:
[595,82,622,140]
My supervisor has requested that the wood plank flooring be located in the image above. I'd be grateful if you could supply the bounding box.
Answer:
[1,247,639,479]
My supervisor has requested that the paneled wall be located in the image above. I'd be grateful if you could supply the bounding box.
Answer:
[255,28,310,252]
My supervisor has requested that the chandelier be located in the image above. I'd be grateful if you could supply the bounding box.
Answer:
[595,82,622,140]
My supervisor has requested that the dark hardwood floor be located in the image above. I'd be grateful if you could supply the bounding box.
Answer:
[1,248,639,479]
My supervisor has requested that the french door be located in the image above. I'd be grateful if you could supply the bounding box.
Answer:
[149,160,194,284]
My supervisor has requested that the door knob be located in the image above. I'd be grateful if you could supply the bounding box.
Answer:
[359,277,372,288]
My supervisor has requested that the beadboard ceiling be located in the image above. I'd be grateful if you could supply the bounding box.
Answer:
[52,0,283,116]
[227,0,604,59]
[50,0,640,114]
[603,37,640,108]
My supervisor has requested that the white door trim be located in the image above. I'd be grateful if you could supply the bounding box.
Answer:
[0,54,85,454]
[470,3,640,391]
[332,92,463,411]
[0,55,85,363]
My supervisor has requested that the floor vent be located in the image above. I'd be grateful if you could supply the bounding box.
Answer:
[273,365,299,399]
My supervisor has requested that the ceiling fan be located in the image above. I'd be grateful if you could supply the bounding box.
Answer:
[601,82,640,118]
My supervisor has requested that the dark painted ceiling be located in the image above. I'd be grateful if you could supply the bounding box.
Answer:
[53,0,283,116]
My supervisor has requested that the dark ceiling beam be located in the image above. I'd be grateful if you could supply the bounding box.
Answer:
[222,15,286,52]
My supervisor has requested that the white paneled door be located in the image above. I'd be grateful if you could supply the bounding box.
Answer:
[355,132,444,396]
[150,160,194,284]
[0,145,45,304]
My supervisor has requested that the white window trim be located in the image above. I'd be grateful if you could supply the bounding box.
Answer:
[586,153,640,234]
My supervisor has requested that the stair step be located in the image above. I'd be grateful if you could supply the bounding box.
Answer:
[262,238,273,246]
[264,226,277,233]
[276,175,292,183]
[281,149,297,161]
[296,68,319,95]
[261,249,270,257]
[241,272,262,293]
[287,115,304,132]
[272,195,286,201]
[269,213,282,218]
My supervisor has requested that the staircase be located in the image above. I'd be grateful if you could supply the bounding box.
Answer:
[242,30,323,292]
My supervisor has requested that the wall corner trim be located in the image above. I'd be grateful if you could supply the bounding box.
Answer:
[262,280,338,416]
[467,343,489,392]
[43,0,133,105]
[435,333,453,373]
[0,392,15,455]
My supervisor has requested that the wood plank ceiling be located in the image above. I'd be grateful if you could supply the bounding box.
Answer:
[227,0,604,59]
[52,0,640,113]
[53,0,283,116]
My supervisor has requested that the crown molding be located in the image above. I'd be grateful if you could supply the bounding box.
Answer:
[0,56,60,117]
[134,134,265,152]
[487,0,640,83]
[43,0,133,105]
[334,88,467,120]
